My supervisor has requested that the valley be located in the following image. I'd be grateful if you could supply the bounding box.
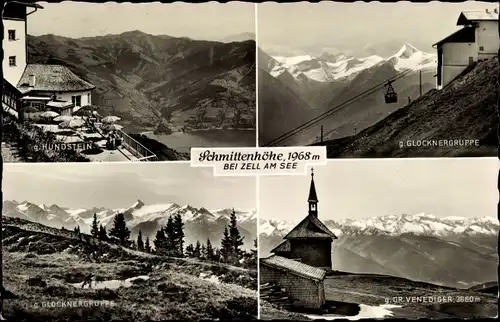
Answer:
[26,31,256,150]
[258,43,436,147]
[259,213,499,289]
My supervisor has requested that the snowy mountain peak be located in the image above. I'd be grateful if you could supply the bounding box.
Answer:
[2,199,257,250]
[129,199,145,209]
[395,43,420,58]
[268,43,436,82]
[259,213,499,238]
[17,201,39,212]
[388,43,436,72]
[319,51,347,63]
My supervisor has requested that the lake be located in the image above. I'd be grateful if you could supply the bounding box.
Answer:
[143,129,256,153]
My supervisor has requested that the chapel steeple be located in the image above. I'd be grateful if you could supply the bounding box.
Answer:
[270,166,337,272]
[308,168,318,217]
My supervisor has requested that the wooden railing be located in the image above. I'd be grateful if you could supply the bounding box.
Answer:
[2,78,24,120]
[116,129,158,162]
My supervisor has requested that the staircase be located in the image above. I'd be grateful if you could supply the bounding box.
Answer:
[260,283,294,310]
[2,78,24,120]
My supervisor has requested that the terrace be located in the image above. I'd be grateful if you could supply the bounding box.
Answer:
[2,103,160,162]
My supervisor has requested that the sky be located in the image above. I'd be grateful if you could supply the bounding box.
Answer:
[258,1,498,56]
[3,162,256,210]
[260,158,499,222]
[28,1,255,40]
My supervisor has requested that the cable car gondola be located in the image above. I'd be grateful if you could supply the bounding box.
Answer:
[384,80,398,104]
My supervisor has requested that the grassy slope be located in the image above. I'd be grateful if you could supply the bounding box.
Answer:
[323,57,498,158]
[260,274,498,319]
[2,217,257,321]
[324,274,498,319]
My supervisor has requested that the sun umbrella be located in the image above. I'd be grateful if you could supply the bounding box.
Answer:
[59,118,85,129]
[101,115,121,124]
[40,111,60,118]
[53,115,74,122]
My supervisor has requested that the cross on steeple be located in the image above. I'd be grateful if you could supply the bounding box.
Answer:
[308,168,318,217]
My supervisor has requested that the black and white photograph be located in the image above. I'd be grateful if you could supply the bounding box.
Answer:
[1,163,257,320]
[257,1,498,158]
[2,1,256,163]
[258,159,499,319]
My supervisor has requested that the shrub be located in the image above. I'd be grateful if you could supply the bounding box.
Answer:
[208,296,257,320]
[2,114,90,162]
[26,277,47,287]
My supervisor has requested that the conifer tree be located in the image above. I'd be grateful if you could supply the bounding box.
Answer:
[220,226,232,263]
[201,244,207,259]
[214,248,221,262]
[137,230,144,252]
[154,228,166,255]
[220,209,245,265]
[206,238,214,261]
[173,214,184,257]
[228,209,244,263]
[98,224,108,241]
[164,216,175,255]
[90,213,99,238]
[194,240,201,258]
[185,243,195,257]
[109,213,130,246]
[145,236,151,253]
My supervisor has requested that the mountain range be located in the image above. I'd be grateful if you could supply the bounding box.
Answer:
[259,213,499,288]
[268,43,435,83]
[221,32,256,43]
[27,31,256,133]
[258,43,436,146]
[2,199,257,249]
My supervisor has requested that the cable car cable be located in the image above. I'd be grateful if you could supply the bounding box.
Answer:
[261,69,412,147]
[262,69,411,147]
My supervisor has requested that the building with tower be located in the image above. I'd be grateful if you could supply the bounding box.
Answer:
[260,169,337,310]
[270,168,337,271]
[2,1,95,120]
[433,8,498,89]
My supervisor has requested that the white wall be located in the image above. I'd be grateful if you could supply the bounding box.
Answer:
[442,42,477,66]
[33,90,93,106]
[476,20,499,59]
[476,21,499,54]
[60,91,92,106]
[55,91,92,106]
[2,19,27,85]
